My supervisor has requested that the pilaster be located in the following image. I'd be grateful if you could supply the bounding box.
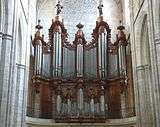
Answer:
[0,33,13,127]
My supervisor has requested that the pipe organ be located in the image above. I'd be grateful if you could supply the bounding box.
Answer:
[29,5,135,122]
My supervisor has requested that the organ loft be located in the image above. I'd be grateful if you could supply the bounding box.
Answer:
[27,1,135,122]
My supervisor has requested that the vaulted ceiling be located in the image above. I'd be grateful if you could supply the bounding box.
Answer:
[36,0,123,12]
[36,0,124,42]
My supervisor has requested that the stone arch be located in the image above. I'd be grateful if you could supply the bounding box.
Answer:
[13,16,27,127]
[134,14,155,127]
[140,14,151,66]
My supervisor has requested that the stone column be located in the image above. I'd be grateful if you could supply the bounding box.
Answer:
[12,64,27,127]
[0,32,3,61]
[0,34,13,127]
[129,0,157,126]
[153,33,160,127]
[152,0,160,34]
[147,0,160,126]
[135,65,154,127]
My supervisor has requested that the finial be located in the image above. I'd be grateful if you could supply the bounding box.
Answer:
[117,20,125,30]
[38,19,40,25]
[56,0,63,15]
[76,23,84,29]
[35,19,43,38]
[119,20,122,25]
[35,19,43,30]
[98,0,104,16]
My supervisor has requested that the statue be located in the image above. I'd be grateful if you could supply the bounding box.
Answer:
[98,3,104,16]
[56,0,63,15]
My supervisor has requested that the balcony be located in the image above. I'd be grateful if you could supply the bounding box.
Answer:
[26,115,136,127]
[27,106,135,123]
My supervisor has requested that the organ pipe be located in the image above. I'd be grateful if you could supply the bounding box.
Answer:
[90,98,94,114]
[34,44,43,75]
[98,27,108,79]
[76,44,84,77]
[116,25,127,76]
[56,95,61,114]
[32,20,44,75]
[53,31,62,77]
[74,23,85,77]
[78,88,84,113]
[118,45,127,75]
[67,99,71,114]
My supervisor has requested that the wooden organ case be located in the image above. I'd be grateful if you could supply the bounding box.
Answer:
[28,14,135,122]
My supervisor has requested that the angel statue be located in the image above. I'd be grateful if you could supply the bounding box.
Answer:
[98,1,104,16]
[56,0,63,15]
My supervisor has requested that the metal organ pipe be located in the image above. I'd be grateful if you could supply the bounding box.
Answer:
[118,44,127,75]
[100,95,105,113]
[100,86,105,115]
[78,88,84,113]
[32,20,44,75]
[34,43,43,75]
[56,94,61,114]
[76,44,84,77]
[53,30,62,77]
[67,99,71,114]
[98,28,108,79]
[75,24,85,77]
[90,98,94,114]
[117,25,127,76]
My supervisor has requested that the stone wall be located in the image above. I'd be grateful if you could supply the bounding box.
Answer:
[1,0,160,127]
[0,0,37,127]
[129,0,160,126]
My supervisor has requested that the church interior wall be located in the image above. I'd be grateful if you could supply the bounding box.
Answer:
[0,0,37,127]
[1,0,160,127]
[130,0,160,126]
[36,0,123,43]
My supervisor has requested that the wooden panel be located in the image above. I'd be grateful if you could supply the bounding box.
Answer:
[126,52,135,116]
[40,84,52,118]
[106,81,121,118]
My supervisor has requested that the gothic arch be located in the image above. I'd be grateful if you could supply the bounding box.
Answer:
[16,10,28,64]
[134,14,154,126]
[140,14,151,66]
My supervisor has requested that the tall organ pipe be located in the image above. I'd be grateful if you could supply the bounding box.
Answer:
[52,29,62,77]
[116,25,127,76]
[34,42,43,75]
[75,24,85,77]
[76,44,84,77]
[118,44,127,75]
[32,20,44,75]
[98,27,108,79]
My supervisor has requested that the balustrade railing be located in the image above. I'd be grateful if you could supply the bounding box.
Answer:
[27,106,135,122]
